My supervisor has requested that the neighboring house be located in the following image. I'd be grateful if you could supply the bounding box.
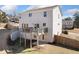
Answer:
[6,15,19,29]
[19,5,62,42]
[7,15,19,23]
[62,19,74,29]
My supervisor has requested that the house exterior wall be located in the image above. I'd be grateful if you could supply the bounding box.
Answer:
[19,6,62,42]
[52,6,62,36]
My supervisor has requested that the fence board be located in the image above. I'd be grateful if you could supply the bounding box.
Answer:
[54,35,79,49]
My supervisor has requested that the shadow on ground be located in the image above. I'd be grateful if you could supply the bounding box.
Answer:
[49,42,79,51]
[6,39,39,54]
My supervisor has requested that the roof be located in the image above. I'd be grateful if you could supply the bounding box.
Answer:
[19,5,59,14]
[26,5,56,10]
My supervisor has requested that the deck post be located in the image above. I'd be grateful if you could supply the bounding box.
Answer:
[20,32,21,46]
[30,32,32,48]
[25,33,26,48]
[37,28,39,46]
[19,28,22,46]
[37,36,39,46]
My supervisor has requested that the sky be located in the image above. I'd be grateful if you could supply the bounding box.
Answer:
[62,5,79,18]
[0,5,30,15]
[0,5,79,18]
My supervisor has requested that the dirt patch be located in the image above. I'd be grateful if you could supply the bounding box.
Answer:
[21,44,79,54]
[0,23,7,29]
[68,28,79,34]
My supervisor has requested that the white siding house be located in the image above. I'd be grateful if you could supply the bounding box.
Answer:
[62,20,74,29]
[19,5,62,42]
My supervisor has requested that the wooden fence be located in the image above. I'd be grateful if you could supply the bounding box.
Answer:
[0,29,11,50]
[54,35,79,49]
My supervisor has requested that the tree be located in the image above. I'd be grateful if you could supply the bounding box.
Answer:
[73,12,79,28]
[64,17,72,20]
[0,10,8,23]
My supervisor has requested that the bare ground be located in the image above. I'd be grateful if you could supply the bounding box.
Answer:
[20,44,79,54]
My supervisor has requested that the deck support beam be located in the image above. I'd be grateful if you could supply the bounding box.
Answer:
[25,33,26,48]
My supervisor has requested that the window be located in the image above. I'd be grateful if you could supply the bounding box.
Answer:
[44,11,47,17]
[35,24,39,28]
[37,24,39,28]
[29,13,32,17]
[22,23,24,28]
[22,24,28,29]
[24,24,28,28]
[44,28,48,33]
[43,23,46,26]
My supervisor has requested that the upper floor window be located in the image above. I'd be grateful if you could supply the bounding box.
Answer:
[29,13,32,17]
[44,11,47,17]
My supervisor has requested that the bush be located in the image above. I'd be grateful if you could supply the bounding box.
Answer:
[7,35,15,46]
[7,35,20,46]
[62,30,68,34]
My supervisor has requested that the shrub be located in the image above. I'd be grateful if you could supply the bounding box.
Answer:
[62,30,68,34]
[7,35,15,46]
